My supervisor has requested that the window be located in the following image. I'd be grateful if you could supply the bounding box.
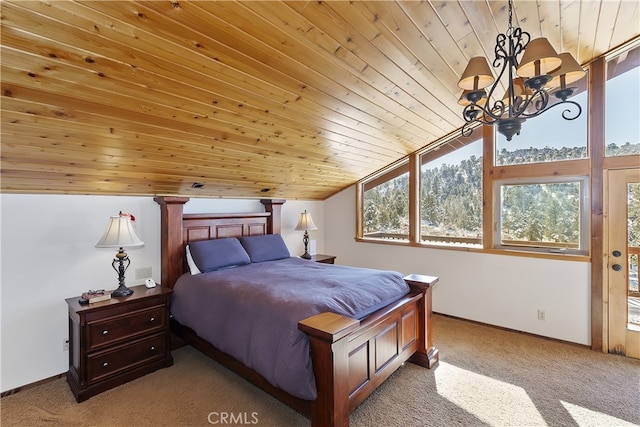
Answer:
[495,78,588,166]
[495,177,589,255]
[606,45,640,157]
[419,131,482,246]
[361,161,409,241]
[490,63,590,254]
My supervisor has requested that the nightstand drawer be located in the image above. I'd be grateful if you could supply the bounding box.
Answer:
[87,305,166,351]
[86,334,166,384]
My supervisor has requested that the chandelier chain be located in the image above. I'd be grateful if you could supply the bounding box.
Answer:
[507,0,514,35]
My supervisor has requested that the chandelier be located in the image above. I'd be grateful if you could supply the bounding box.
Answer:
[457,0,586,141]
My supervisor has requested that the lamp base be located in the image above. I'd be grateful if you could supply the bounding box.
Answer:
[111,284,134,297]
[111,248,134,297]
[300,230,312,260]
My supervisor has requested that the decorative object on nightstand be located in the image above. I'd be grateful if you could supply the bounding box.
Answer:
[79,289,111,304]
[66,284,173,402]
[295,210,318,259]
[95,212,144,297]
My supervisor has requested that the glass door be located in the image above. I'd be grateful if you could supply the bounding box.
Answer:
[606,168,640,358]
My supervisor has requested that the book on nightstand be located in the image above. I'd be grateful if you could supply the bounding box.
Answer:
[79,291,111,304]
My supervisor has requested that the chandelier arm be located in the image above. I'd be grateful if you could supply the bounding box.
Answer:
[534,99,583,120]
[511,89,550,117]
[515,98,582,121]
[559,101,583,120]
[461,121,476,138]
[461,102,502,126]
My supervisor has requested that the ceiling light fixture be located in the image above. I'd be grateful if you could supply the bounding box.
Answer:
[457,0,586,141]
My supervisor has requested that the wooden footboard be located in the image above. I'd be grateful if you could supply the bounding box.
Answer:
[172,274,438,427]
[299,274,438,426]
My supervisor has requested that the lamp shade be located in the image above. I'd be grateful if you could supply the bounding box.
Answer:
[95,214,144,248]
[549,52,586,88]
[502,77,533,104]
[295,211,318,231]
[458,56,495,90]
[516,37,562,77]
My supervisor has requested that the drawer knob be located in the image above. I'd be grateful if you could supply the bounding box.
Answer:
[150,346,156,351]
[102,362,108,367]
[102,330,109,335]
[150,317,155,322]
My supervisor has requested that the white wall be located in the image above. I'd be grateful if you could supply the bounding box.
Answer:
[0,194,323,392]
[1,188,592,391]
[324,185,592,345]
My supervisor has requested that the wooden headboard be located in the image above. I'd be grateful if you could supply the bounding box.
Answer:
[154,197,286,289]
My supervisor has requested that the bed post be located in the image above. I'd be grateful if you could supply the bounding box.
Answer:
[260,199,285,234]
[154,196,189,289]
[404,274,439,368]
[299,313,360,427]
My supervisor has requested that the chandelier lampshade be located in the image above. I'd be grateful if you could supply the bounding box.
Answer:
[458,57,495,91]
[516,38,562,78]
[549,52,587,101]
[501,78,533,105]
[550,53,587,86]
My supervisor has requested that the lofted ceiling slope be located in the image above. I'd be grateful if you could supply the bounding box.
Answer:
[1,1,638,200]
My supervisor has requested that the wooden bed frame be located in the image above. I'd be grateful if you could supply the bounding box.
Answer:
[154,196,439,426]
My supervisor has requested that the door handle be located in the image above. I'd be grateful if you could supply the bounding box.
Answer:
[612,250,622,257]
[612,264,623,272]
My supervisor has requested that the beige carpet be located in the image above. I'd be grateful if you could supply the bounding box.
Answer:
[2,315,639,426]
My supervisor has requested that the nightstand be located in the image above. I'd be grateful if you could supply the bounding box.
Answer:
[66,285,173,402]
[307,254,336,264]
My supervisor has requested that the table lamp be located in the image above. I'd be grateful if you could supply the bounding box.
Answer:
[295,210,318,259]
[95,212,144,297]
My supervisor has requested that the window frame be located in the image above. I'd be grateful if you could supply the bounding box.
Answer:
[493,175,590,255]
[604,44,640,158]
[359,158,411,242]
[418,127,483,247]
[357,129,592,260]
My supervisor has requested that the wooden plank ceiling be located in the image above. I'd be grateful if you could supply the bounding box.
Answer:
[1,1,638,200]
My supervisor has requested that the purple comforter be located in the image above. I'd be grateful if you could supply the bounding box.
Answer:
[170,257,409,400]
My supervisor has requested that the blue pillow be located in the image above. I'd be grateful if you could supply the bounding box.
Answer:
[239,234,290,263]
[188,238,251,273]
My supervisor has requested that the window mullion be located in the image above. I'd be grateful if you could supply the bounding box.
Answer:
[483,125,495,249]
[409,152,420,244]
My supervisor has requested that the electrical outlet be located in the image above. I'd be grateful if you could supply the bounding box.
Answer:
[63,339,69,351]
[537,310,546,321]
[135,266,152,279]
